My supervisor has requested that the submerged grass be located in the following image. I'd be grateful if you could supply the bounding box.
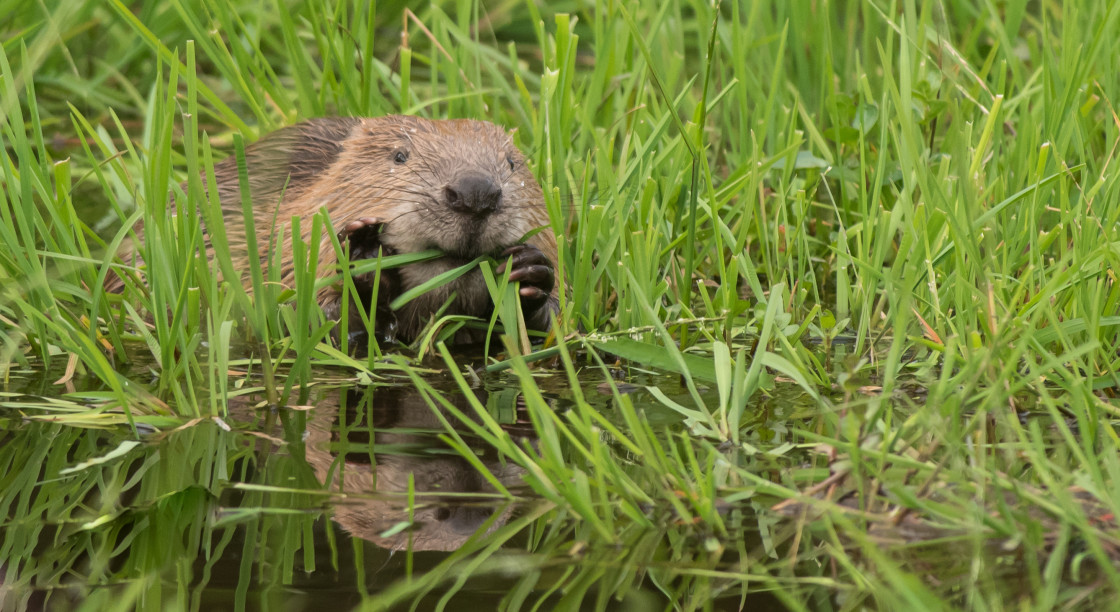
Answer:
[3,0,1120,609]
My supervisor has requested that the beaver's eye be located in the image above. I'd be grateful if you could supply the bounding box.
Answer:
[506,154,516,172]
[394,150,409,164]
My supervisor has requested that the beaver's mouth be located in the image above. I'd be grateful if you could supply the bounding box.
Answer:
[433,216,513,260]
[441,245,507,262]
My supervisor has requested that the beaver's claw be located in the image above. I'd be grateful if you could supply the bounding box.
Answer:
[496,244,554,314]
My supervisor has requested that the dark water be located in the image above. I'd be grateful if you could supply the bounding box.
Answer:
[1,352,1095,611]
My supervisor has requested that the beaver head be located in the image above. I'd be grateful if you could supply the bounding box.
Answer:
[321,116,548,262]
[260,116,560,343]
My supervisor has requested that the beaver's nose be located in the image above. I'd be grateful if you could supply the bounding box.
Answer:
[444,173,502,216]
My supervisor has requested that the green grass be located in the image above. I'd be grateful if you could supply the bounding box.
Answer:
[3,0,1120,609]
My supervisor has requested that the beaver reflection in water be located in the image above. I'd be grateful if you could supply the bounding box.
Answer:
[109,116,558,344]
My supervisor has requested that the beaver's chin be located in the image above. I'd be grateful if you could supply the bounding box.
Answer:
[434,222,514,260]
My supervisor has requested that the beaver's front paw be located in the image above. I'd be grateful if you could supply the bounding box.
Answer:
[336,216,398,330]
[338,216,396,291]
[338,216,385,261]
[496,244,556,325]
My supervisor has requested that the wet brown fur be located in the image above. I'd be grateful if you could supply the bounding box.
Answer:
[111,115,557,342]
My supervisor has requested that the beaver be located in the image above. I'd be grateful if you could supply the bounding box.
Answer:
[109,116,559,344]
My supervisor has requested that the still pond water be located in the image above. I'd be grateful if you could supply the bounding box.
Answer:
[0,350,1066,610]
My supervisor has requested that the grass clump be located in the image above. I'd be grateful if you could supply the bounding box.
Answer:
[2,0,1120,609]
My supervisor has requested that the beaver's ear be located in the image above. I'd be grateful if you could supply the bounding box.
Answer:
[286,118,361,177]
[208,118,359,215]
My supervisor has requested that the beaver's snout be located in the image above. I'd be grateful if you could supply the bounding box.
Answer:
[443,172,502,216]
